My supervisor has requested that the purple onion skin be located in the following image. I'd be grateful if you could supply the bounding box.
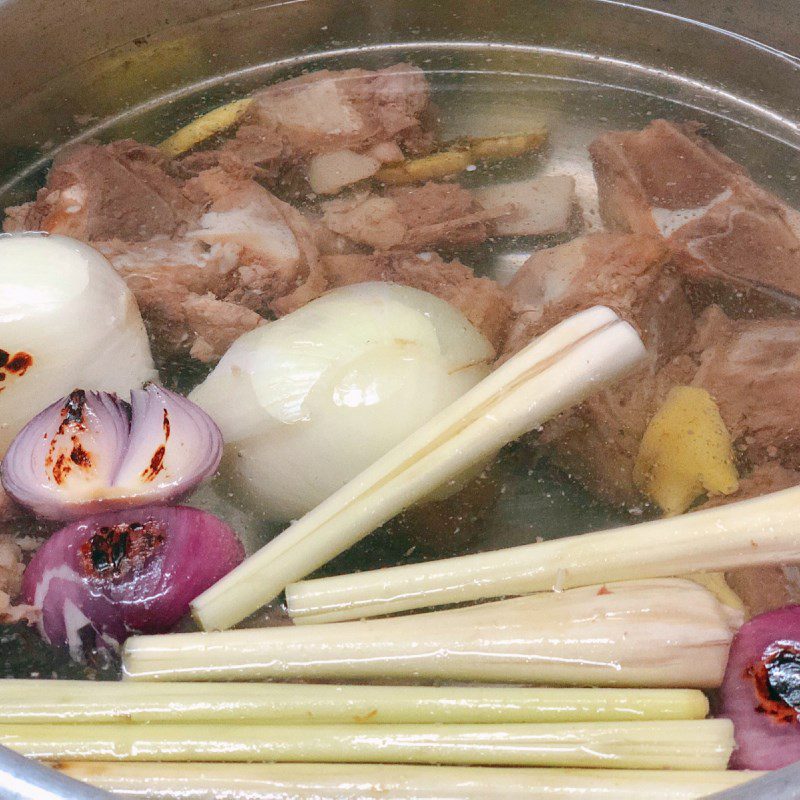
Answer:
[1,385,223,521]
[719,605,800,770]
[21,506,244,659]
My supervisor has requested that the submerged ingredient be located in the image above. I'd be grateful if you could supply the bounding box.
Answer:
[633,386,739,515]
[22,505,244,659]
[190,307,644,631]
[190,282,495,521]
[1,384,222,519]
[0,233,155,456]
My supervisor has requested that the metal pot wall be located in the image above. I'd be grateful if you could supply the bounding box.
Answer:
[0,1,798,797]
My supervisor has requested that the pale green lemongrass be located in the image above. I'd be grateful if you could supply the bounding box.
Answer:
[0,680,708,725]
[191,306,645,631]
[124,579,740,687]
[1,719,733,769]
[57,763,762,800]
[286,480,800,624]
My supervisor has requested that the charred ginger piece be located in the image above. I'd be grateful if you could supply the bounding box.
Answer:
[590,120,800,310]
[3,140,196,241]
[689,306,800,470]
[503,233,692,363]
[184,65,433,182]
[275,252,513,352]
[540,357,696,507]
[322,182,504,250]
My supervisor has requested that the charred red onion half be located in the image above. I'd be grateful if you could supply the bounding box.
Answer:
[1,384,222,520]
[21,505,244,659]
[719,605,800,769]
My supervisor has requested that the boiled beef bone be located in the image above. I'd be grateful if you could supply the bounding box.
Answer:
[590,119,800,312]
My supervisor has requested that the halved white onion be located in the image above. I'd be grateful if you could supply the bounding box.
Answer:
[0,233,156,456]
[189,282,494,521]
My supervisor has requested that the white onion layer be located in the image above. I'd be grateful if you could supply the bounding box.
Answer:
[190,283,494,521]
[0,233,156,456]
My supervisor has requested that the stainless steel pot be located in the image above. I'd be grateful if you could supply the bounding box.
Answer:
[0,0,798,797]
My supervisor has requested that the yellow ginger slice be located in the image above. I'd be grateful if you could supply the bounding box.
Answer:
[634,386,739,516]
[375,130,547,185]
[159,99,253,157]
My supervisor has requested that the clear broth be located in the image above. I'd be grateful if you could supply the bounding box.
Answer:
[1,50,799,678]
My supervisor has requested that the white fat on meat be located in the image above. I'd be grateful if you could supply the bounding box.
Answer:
[475,175,578,237]
[307,150,381,195]
[651,187,734,238]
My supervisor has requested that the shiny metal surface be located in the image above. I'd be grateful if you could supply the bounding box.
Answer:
[0,0,798,797]
[0,743,113,800]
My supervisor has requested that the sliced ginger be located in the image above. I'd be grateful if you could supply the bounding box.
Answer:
[634,386,739,516]
[375,130,547,185]
[159,98,253,157]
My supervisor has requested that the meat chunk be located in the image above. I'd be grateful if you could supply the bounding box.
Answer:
[277,252,513,351]
[500,233,695,505]
[322,182,503,250]
[3,140,195,241]
[0,486,18,523]
[185,167,328,317]
[186,65,433,180]
[503,233,693,364]
[96,237,240,354]
[544,303,800,507]
[183,294,264,362]
[590,120,800,307]
[0,535,38,625]
[322,176,578,253]
[474,175,578,237]
[689,307,800,469]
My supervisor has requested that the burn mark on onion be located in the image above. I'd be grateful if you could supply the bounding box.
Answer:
[142,446,166,481]
[61,390,88,430]
[0,349,33,393]
[80,520,165,579]
[746,642,800,724]
[140,409,170,482]
[6,352,32,375]
[45,391,94,484]
[69,439,91,468]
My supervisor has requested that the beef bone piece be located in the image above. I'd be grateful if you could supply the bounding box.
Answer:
[182,64,434,183]
[3,140,196,241]
[590,119,800,312]
[502,232,692,365]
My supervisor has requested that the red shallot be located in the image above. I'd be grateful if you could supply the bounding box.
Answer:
[719,605,800,769]
[21,505,244,659]
[1,384,222,520]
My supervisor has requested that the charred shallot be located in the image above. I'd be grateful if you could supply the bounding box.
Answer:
[1,384,222,519]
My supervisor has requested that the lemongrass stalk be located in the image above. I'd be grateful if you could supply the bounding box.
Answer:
[1,719,734,769]
[0,681,708,725]
[57,763,762,800]
[191,307,645,631]
[286,482,800,624]
[125,579,739,687]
